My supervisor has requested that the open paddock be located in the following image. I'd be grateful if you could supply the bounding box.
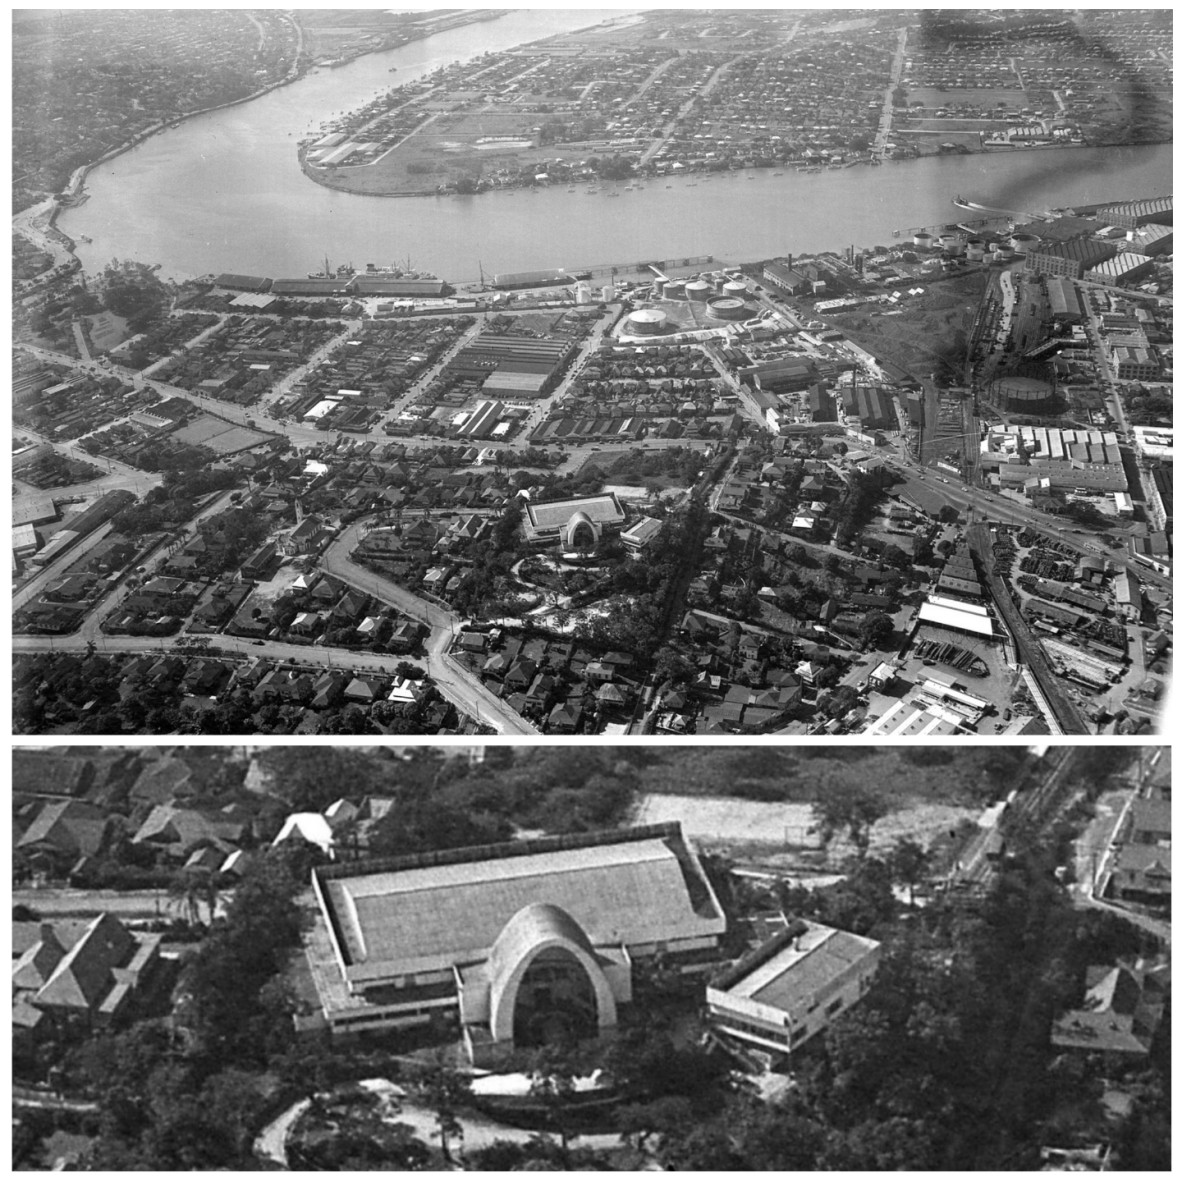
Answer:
[169,414,276,455]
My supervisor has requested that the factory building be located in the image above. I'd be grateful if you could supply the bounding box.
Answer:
[1109,347,1160,382]
[1045,277,1083,324]
[448,334,575,399]
[841,384,896,430]
[1084,253,1154,288]
[1023,239,1119,280]
[981,426,1127,494]
[1127,223,1173,257]
[306,824,727,1064]
[1096,197,1173,231]
[457,399,507,440]
[737,358,817,393]
[763,261,811,296]
[28,490,136,569]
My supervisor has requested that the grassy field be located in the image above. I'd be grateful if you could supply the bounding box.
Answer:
[825,271,988,384]
[637,747,1021,810]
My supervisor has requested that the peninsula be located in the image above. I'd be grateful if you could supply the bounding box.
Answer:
[297,9,1172,199]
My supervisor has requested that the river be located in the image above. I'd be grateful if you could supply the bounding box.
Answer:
[59,12,1172,286]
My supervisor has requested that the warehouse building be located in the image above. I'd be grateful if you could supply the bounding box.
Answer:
[916,595,995,639]
[1024,239,1119,280]
[490,268,589,291]
[1096,197,1173,231]
[305,824,726,1064]
[1109,346,1160,381]
[213,274,272,293]
[1084,253,1154,288]
[351,277,449,299]
[1045,277,1083,324]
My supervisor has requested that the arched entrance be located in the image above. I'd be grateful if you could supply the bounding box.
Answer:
[512,946,600,1048]
[487,903,618,1049]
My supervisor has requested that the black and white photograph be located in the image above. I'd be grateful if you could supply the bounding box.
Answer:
[11,744,1171,1168]
[8,6,1174,1174]
[11,8,1173,739]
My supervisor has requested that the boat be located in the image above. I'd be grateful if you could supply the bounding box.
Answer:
[772,171,784,176]
[666,184,673,189]
[567,187,576,193]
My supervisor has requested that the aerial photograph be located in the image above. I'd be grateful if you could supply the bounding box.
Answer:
[11,743,1171,1169]
[10,8,1173,738]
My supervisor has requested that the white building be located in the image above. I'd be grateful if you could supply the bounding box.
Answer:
[707,920,881,1059]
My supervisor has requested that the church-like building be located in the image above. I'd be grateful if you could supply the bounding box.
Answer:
[303,823,727,1064]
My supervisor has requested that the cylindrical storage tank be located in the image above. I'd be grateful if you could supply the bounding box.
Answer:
[965,238,986,261]
[627,308,667,335]
[713,275,727,293]
[913,231,935,249]
[707,297,747,321]
[940,233,964,256]
[601,284,615,302]
[574,281,593,304]
[652,277,666,297]
[723,280,748,298]
[664,280,686,299]
[1010,233,1039,254]
[685,280,711,302]
[993,242,1014,260]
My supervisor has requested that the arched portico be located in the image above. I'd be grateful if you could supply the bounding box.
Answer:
[487,904,617,1047]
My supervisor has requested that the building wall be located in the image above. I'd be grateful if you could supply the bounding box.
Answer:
[706,941,880,1055]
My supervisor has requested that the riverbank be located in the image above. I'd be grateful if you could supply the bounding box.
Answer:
[14,10,519,282]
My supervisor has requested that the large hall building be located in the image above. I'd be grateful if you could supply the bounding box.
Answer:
[304,823,727,1064]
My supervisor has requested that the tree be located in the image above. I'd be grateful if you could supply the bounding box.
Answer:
[527,1041,584,1161]
[859,610,894,650]
[888,837,932,905]
[420,1057,469,1163]
[812,781,888,858]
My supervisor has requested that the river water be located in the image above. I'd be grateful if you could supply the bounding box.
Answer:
[60,12,1172,285]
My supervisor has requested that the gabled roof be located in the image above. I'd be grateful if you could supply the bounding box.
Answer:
[16,800,107,857]
[13,926,67,991]
[34,913,135,1011]
[273,813,335,854]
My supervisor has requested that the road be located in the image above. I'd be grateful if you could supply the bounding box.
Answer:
[13,886,173,918]
[255,1084,635,1168]
[873,27,908,156]
[321,519,537,734]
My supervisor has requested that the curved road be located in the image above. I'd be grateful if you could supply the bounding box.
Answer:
[322,519,537,734]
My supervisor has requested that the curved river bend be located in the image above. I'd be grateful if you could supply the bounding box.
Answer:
[60,12,1171,284]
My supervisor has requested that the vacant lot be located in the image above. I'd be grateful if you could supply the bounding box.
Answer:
[639,747,1019,810]
[827,271,988,383]
[632,792,980,860]
[169,415,276,455]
